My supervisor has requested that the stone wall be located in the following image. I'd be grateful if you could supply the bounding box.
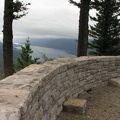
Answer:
[0,56,120,120]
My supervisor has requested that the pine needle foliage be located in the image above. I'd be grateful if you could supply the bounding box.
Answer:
[89,0,120,56]
[16,38,39,70]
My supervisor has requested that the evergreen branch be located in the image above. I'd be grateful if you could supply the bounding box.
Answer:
[12,0,30,20]
[69,0,81,8]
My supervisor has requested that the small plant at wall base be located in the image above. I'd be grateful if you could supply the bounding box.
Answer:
[41,53,53,62]
[0,73,5,80]
[14,38,40,71]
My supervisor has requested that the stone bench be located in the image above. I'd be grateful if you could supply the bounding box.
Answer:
[63,98,87,114]
[108,77,120,87]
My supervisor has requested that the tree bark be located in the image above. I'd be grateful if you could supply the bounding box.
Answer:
[3,0,13,77]
[77,0,90,57]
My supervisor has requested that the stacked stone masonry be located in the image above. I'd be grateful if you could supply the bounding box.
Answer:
[0,56,120,120]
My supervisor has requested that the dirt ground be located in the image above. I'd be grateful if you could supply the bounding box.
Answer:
[57,85,120,120]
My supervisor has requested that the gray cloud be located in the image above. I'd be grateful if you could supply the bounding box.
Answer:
[0,0,95,39]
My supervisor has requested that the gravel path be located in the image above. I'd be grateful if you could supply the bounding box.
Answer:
[57,85,120,120]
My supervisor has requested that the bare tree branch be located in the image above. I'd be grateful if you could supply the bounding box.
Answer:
[69,0,81,8]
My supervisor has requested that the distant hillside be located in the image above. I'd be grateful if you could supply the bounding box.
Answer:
[45,39,77,55]
[0,42,20,72]
[14,37,93,56]
[13,38,52,46]
[15,38,77,55]
[27,38,92,55]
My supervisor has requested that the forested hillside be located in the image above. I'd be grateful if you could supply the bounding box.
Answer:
[15,38,78,55]
[14,38,93,56]
[45,39,77,55]
[29,38,77,55]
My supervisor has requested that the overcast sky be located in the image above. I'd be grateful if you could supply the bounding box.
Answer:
[0,0,95,39]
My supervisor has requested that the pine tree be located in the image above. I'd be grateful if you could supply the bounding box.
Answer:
[3,0,30,77]
[89,0,120,56]
[16,39,39,70]
[69,0,91,57]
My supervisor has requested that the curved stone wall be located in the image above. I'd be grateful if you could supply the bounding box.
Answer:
[0,56,120,120]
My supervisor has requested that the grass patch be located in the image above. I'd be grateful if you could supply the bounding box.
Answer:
[0,73,4,80]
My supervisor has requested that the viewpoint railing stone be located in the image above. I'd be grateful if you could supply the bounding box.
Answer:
[0,56,120,120]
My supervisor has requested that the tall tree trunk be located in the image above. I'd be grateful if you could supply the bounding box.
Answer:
[3,0,13,77]
[77,0,90,57]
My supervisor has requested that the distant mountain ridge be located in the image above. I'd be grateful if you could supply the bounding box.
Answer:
[14,38,78,55]
[31,38,77,55]
[14,37,93,56]
[45,39,77,55]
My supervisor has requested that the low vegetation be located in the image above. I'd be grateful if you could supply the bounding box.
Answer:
[0,73,4,80]
[14,39,40,71]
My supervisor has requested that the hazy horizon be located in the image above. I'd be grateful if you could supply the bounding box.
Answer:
[0,0,96,39]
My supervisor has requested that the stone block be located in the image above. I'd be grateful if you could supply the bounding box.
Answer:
[108,77,120,87]
[63,98,87,114]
